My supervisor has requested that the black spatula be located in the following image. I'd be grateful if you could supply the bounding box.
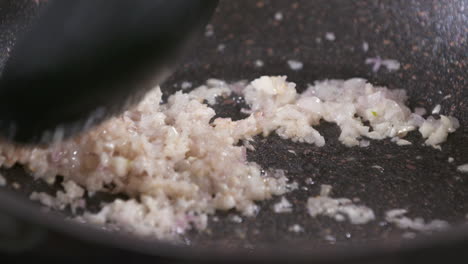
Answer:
[0,0,218,144]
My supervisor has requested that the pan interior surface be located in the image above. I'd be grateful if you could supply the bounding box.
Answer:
[0,0,467,260]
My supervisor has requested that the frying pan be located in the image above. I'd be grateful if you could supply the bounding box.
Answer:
[0,0,467,262]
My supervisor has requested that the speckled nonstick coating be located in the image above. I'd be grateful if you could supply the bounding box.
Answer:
[0,0,467,262]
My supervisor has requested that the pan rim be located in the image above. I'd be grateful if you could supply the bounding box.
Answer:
[0,187,467,262]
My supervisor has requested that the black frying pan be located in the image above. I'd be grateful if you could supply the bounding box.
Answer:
[0,0,467,263]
